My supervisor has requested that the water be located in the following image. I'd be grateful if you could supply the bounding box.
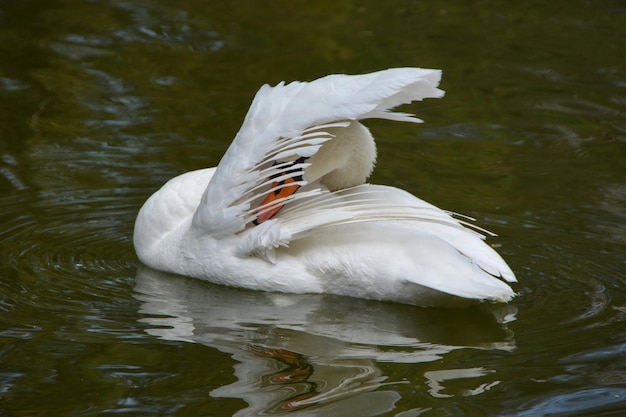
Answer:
[1,0,625,415]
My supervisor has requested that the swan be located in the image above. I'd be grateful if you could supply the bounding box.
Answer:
[133,68,517,307]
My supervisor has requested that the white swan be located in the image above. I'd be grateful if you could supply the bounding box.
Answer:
[134,68,516,307]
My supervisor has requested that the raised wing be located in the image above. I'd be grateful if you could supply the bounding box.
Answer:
[191,68,444,237]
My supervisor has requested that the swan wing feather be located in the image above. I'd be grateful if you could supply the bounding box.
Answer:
[193,68,444,236]
[273,185,516,283]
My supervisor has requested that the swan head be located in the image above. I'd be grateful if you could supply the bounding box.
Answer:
[252,121,377,224]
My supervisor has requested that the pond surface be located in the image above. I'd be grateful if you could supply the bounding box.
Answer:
[1,1,625,416]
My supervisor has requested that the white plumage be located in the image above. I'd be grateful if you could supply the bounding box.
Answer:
[133,68,517,307]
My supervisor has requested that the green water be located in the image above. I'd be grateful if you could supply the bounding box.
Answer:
[1,1,625,416]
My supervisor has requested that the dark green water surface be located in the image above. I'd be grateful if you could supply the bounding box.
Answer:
[1,1,625,416]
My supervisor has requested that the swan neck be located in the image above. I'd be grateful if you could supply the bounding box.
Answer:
[306,121,377,191]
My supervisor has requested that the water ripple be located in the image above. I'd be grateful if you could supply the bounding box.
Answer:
[0,186,138,319]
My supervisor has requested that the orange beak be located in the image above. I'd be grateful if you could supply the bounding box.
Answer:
[253,176,301,224]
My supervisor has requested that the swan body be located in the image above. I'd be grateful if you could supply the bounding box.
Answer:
[134,68,516,307]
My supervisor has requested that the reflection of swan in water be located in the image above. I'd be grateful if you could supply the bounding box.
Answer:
[134,267,517,416]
